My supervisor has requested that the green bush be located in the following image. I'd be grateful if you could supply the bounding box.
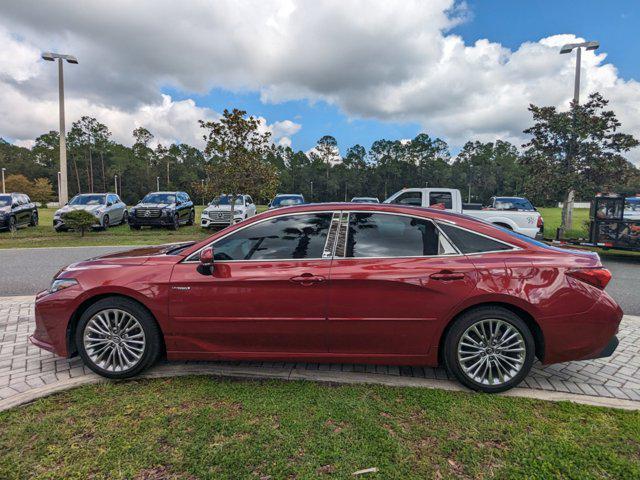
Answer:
[62,210,97,236]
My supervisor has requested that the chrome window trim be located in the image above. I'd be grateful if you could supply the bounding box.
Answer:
[336,210,464,259]
[183,210,339,263]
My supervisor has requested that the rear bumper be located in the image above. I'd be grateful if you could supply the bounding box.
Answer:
[541,291,623,364]
[595,335,619,359]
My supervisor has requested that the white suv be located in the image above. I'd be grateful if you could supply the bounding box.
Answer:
[201,194,257,228]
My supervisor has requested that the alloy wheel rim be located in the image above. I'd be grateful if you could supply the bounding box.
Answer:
[457,319,526,386]
[83,309,146,372]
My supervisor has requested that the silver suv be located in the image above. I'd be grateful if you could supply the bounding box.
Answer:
[53,193,127,231]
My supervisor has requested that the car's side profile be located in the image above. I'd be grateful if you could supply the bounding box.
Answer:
[0,193,38,232]
[128,191,195,230]
[31,203,622,393]
[53,193,126,231]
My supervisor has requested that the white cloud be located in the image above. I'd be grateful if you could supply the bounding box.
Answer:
[0,1,638,163]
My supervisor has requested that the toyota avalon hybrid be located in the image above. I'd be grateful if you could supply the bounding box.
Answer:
[31,202,622,393]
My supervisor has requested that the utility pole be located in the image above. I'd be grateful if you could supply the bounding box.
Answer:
[1,168,5,194]
[41,52,78,205]
[114,174,118,195]
[156,176,160,191]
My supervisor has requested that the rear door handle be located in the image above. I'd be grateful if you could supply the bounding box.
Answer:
[430,270,466,281]
[290,273,325,285]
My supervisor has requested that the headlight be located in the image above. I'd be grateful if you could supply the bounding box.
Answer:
[49,278,78,294]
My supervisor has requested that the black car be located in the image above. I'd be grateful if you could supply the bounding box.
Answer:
[268,194,306,209]
[128,191,195,230]
[0,193,38,232]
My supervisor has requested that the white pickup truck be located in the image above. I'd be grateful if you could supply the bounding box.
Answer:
[384,188,543,238]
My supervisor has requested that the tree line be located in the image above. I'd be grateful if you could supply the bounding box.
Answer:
[1,92,638,208]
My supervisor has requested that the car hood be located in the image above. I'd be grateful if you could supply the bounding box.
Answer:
[60,242,196,272]
[56,204,102,215]
[134,203,175,209]
[0,206,10,214]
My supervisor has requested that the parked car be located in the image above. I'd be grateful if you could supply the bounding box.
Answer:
[0,193,38,232]
[128,191,194,230]
[201,194,257,228]
[268,194,305,209]
[385,188,543,238]
[53,193,126,231]
[31,202,621,393]
[351,196,380,203]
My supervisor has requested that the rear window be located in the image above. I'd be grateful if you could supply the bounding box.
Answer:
[429,192,452,209]
[438,223,512,254]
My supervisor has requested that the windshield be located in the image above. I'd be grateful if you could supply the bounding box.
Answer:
[69,194,106,206]
[141,193,176,204]
[493,197,534,211]
[0,196,10,207]
[272,195,304,207]
[211,195,244,206]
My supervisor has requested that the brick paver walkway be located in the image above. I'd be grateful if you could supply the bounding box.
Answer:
[2,296,639,410]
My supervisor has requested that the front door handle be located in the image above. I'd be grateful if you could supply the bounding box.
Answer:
[430,270,466,281]
[290,273,325,285]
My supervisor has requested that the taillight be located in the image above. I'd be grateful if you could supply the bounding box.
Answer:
[537,215,543,228]
[566,268,612,289]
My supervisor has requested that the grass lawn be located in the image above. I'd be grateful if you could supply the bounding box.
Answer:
[0,205,268,250]
[0,377,638,479]
[538,207,590,239]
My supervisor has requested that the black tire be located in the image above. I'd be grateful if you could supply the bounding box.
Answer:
[102,215,110,230]
[121,210,129,225]
[443,306,535,393]
[170,214,179,230]
[75,297,162,379]
[8,216,17,233]
[186,210,195,226]
[29,212,38,227]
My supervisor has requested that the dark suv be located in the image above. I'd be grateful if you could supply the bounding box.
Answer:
[128,191,195,230]
[0,193,38,232]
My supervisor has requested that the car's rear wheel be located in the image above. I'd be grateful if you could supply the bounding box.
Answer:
[443,306,535,393]
[75,297,162,379]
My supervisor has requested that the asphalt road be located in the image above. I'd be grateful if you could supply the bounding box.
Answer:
[0,246,638,315]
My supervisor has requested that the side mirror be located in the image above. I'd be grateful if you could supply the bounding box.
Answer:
[176,200,182,206]
[107,202,113,207]
[12,203,19,209]
[198,246,214,274]
[268,202,272,208]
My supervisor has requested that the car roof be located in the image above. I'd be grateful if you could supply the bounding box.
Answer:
[182,201,539,258]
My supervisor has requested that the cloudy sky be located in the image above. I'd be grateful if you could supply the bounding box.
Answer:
[1,0,639,162]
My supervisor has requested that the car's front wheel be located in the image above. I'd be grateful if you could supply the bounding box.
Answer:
[186,210,195,226]
[443,306,535,393]
[29,211,38,227]
[75,297,162,379]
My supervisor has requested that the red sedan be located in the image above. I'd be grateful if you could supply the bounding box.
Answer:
[31,203,622,393]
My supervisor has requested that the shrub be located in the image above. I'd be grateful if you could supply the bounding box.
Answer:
[63,210,96,237]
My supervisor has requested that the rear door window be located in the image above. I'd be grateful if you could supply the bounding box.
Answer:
[345,212,457,258]
[438,223,512,254]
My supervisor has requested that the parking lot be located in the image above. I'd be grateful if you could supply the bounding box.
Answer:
[1,296,639,412]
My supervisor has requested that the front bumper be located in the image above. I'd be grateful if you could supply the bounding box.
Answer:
[201,216,242,228]
[129,215,175,227]
[30,288,82,357]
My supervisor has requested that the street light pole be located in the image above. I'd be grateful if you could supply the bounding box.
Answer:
[558,40,599,238]
[114,174,118,195]
[560,41,599,106]
[42,52,78,206]
[156,177,160,191]
[1,168,5,194]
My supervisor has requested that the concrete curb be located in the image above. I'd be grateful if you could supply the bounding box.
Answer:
[2,362,639,413]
